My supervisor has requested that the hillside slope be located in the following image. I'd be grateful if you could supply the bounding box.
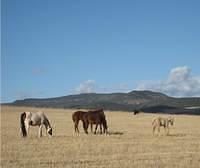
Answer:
[7,90,200,115]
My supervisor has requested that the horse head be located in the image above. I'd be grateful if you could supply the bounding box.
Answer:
[102,119,108,134]
[47,127,53,136]
[168,117,174,126]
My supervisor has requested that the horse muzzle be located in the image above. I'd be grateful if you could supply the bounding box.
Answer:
[48,128,52,136]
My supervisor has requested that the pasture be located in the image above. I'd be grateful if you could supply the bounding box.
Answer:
[1,106,200,168]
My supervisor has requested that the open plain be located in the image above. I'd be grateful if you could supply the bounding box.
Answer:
[1,106,200,168]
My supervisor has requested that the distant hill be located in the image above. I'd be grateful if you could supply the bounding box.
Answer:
[6,90,200,115]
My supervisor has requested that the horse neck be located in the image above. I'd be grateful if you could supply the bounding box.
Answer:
[44,118,51,130]
[168,120,173,126]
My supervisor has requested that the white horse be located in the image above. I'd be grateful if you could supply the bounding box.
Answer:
[152,116,174,135]
[20,111,52,138]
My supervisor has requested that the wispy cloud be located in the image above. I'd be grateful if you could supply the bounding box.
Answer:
[75,80,96,94]
[74,80,130,94]
[136,66,200,97]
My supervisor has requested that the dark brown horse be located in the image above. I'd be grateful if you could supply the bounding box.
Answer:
[83,109,108,134]
[133,110,140,115]
[87,108,105,133]
[72,111,87,133]
[72,108,107,134]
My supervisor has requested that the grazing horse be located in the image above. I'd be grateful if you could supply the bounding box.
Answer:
[20,111,52,138]
[133,110,140,115]
[72,111,87,133]
[83,109,108,134]
[87,109,106,133]
[152,116,174,135]
[72,108,106,134]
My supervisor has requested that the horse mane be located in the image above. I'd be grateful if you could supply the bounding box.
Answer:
[20,112,27,137]
[42,113,52,129]
[45,118,51,128]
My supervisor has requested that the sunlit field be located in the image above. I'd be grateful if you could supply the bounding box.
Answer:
[1,105,200,168]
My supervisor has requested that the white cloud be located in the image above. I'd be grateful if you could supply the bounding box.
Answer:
[136,66,200,97]
[168,66,190,82]
[75,80,96,94]
[74,80,130,94]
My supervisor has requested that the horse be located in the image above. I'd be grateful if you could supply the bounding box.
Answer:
[83,109,108,134]
[20,111,53,138]
[86,108,106,133]
[152,116,174,136]
[72,111,87,133]
[72,108,107,134]
[72,109,105,134]
[133,110,140,115]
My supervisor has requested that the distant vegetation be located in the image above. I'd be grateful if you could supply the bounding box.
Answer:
[6,90,200,115]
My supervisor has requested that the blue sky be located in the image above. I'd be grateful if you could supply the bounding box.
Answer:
[2,0,200,102]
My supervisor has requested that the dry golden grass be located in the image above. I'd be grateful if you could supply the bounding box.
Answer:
[1,105,200,168]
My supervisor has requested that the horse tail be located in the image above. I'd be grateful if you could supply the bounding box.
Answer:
[20,112,27,137]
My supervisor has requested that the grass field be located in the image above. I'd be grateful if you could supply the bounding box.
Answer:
[1,106,200,168]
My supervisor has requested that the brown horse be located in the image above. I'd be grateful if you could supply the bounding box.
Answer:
[87,109,106,133]
[72,108,107,134]
[133,110,140,115]
[83,109,108,134]
[72,111,87,133]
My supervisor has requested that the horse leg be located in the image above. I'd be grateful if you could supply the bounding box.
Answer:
[157,125,160,136]
[105,128,108,135]
[83,121,88,134]
[25,121,30,136]
[103,125,107,135]
[167,127,169,135]
[152,125,156,136]
[90,124,93,133]
[100,124,102,134]
[103,128,107,135]
[94,124,98,134]
[39,124,43,137]
[74,122,77,133]
[75,120,79,133]
[77,120,80,133]
[164,126,167,135]
[73,120,77,133]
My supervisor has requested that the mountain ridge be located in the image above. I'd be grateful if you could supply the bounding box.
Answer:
[6,90,200,115]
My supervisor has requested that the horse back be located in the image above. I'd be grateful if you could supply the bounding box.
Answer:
[27,111,47,126]
[72,111,87,122]
[84,111,105,123]
[88,108,104,114]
